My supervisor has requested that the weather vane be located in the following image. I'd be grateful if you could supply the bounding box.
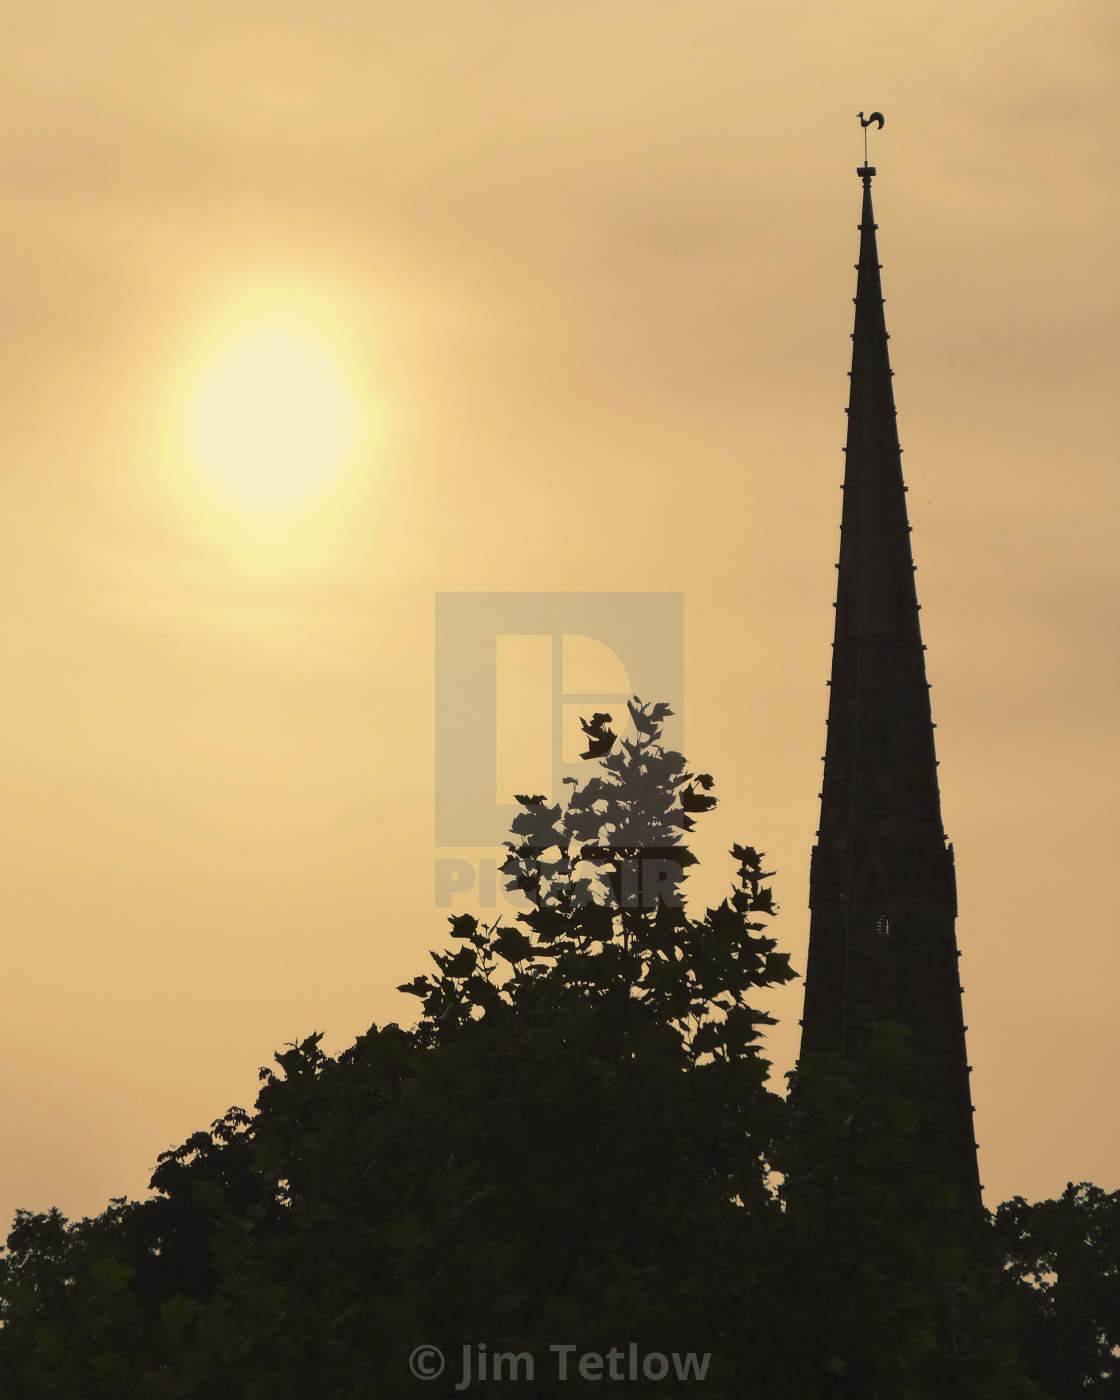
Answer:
[858,110,885,165]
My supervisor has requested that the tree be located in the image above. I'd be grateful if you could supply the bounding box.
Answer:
[995,1182,1120,1397]
[0,700,796,1397]
[0,699,1106,1399]
[773,1034,1036,1400]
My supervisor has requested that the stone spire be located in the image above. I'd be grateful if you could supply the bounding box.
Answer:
[798,159,981,1205]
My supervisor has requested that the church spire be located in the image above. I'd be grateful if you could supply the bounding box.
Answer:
[798,143,981,1206]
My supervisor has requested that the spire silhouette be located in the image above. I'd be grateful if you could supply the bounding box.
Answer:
[799,157,981,1206]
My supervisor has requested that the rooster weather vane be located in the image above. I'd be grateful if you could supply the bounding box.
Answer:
[858,110,885,165]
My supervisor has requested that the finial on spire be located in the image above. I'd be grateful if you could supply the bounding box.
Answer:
[857,110,885,178]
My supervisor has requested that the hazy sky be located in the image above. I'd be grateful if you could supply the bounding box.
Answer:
[1,0,1116,1231]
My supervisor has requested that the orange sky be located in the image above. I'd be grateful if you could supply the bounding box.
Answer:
[1,0,1116,1230]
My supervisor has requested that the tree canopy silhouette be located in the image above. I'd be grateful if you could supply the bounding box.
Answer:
[0,700,1112,1398]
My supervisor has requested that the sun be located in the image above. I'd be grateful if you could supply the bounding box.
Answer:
[185,326,362,514]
